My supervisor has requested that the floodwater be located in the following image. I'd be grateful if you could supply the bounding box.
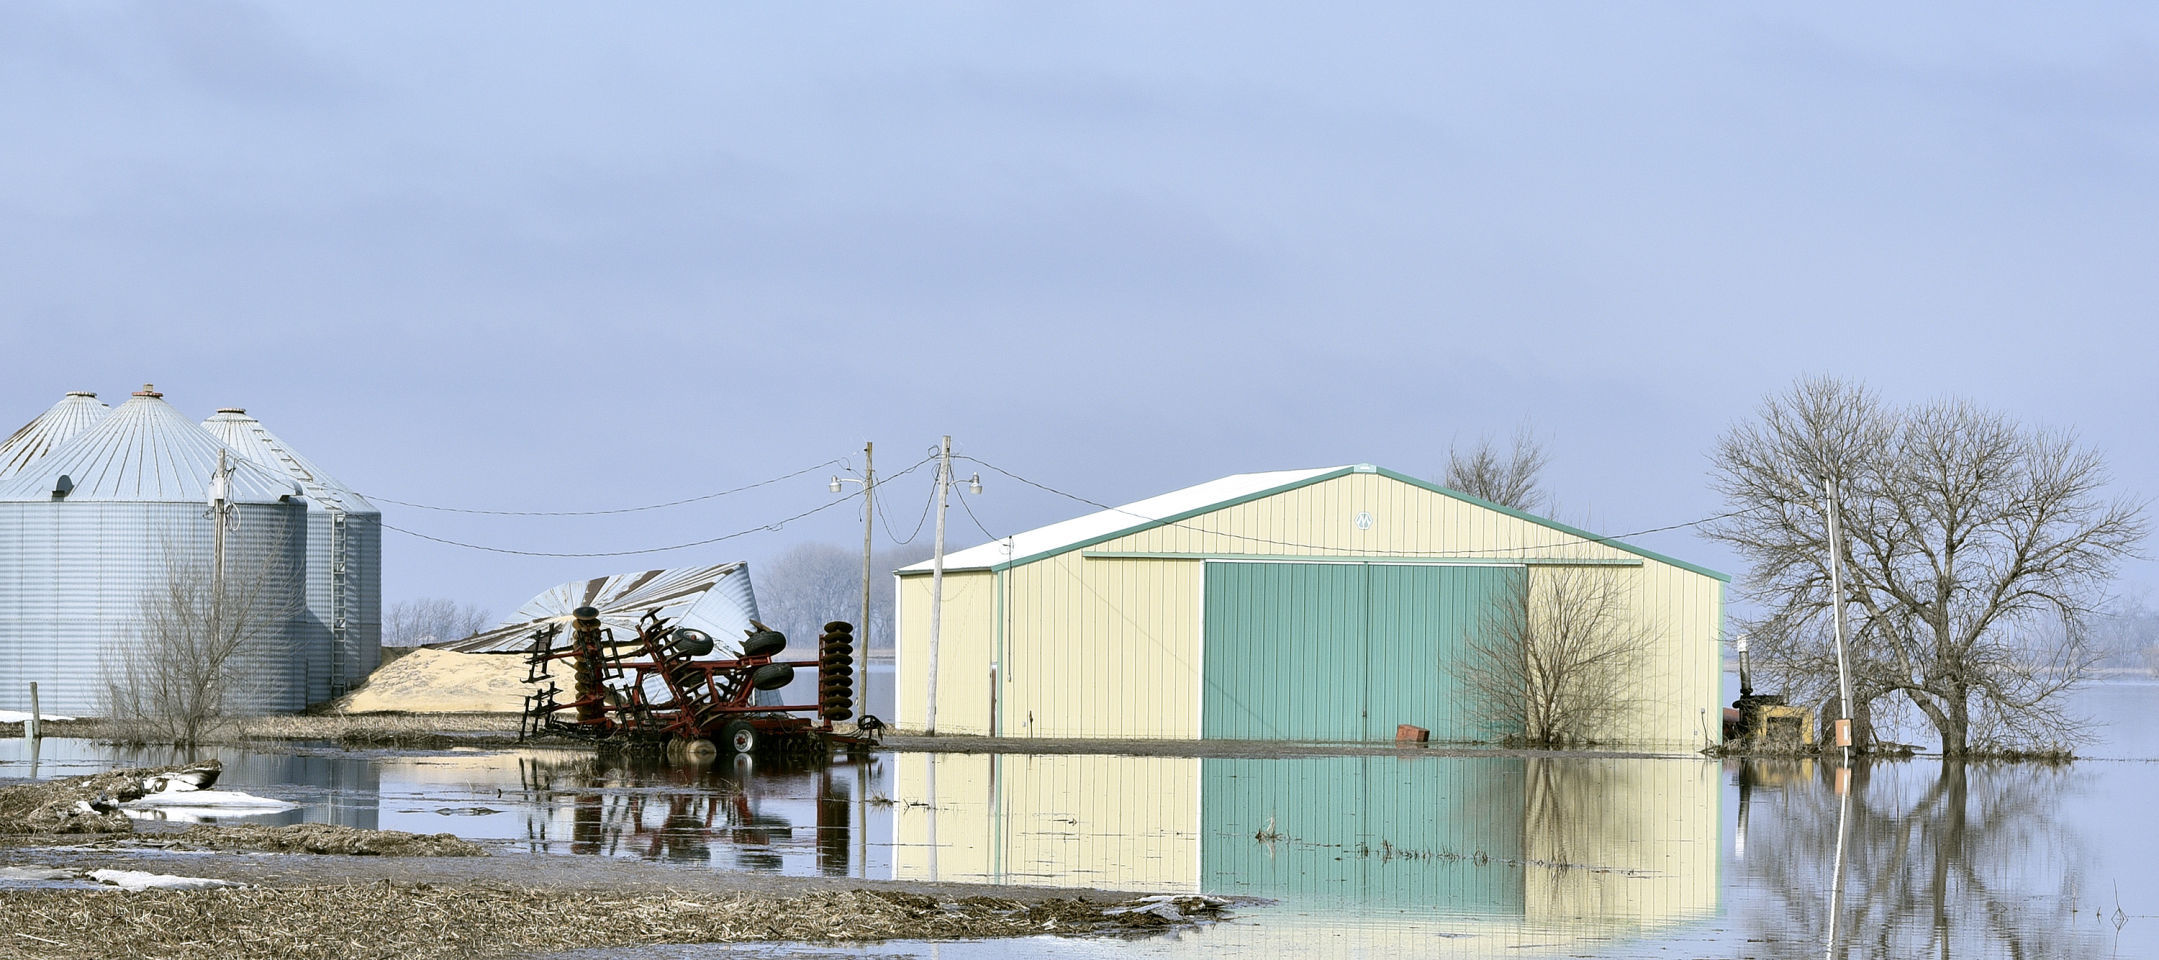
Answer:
[4,681,2156,959]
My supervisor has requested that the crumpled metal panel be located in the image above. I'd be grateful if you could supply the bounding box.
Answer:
[0,391,299,503]
[433,562,762,656]
[0,391,111,482]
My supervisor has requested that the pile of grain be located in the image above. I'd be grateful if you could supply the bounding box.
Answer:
[331,648,531,714]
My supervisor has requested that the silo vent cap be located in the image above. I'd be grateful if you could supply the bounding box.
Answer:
[66,391,97,398]
[133,383,162,398]
[217,407,247,415]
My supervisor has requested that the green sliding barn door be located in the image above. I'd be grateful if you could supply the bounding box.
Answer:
[1201,562,1521,741]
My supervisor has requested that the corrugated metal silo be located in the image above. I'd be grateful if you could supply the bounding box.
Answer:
[0,391,111,481]
[203,408,382,702]
[0,385,311,715]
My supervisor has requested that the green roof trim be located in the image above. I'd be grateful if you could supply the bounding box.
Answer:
[894,465,1731,582]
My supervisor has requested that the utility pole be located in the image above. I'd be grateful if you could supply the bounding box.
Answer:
[858,442,874,713]
[925,435,952,735]
[1823,476,1856,752]
[209,449,232,648]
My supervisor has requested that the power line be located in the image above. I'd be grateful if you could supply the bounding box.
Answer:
[360,458,847,517]
[953,485,1000,542]
[368,492,863,558]
[877,466,939,545]
[955,454,1741,559]
[368,453,941,559]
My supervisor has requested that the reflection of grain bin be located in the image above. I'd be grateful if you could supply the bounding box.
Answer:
[0,386,312,714]
[204,408,382,703]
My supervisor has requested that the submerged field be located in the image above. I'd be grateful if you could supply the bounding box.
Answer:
[2,681,2156,958]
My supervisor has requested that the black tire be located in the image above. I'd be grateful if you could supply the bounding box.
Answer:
[822,621,853,635]
[741,631,787,658]
[721,720,758,755]
[748,662,795,691]
[670,629,715,658]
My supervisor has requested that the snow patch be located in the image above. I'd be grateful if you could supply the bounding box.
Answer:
[0,710,75,723]
[89,869,241,892]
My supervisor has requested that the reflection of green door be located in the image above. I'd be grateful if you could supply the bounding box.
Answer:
[1199,755,1527,911]
[1201,562,1521,741]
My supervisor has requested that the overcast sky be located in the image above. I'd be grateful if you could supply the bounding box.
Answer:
[3,2,2153,620]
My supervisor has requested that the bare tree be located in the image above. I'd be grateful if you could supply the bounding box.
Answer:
[384,598,494,647]
[1445,424,1550,511]
[756,542,859,648]
[103,534,301,747]
[1463,566,1657,746]
[1708,377,2147,757]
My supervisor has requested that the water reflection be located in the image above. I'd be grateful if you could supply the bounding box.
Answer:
[1734,758,2107,959]
[890,754,1720,930]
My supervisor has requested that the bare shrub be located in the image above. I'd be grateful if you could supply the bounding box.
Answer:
[1464,566,1656,746]
[103,533,300,747]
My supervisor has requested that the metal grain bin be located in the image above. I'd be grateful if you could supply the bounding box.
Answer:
[204,408,382,702]
[0,391,111,482]
[0,386,310,715]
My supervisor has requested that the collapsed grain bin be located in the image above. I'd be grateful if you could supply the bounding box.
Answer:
[0,386,311,714]
[0,391,111,482]
[203,408,382,702]
[433,562,761,655]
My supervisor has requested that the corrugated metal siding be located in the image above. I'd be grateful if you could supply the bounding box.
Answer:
[900,471,1724,747]
[0,501,309,715]
[1201,562,1367,740]
[894,570,996,734]
[1364,564,1519,741]
[1199,562,1519,742]
[203,410,383,698]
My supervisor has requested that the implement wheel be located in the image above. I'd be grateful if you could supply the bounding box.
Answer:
[721,719,759,755]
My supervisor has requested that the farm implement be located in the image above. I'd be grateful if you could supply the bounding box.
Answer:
[519,606,871,760]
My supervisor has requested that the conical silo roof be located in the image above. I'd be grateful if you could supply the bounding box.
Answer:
[0,384,299,503]
[203,408,378,515]
[0,391,111,482]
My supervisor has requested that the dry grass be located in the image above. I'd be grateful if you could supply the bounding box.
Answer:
[0,767,156,835]
[173,823,486,857]
[237,712,522,749]
[0,883,1201,959]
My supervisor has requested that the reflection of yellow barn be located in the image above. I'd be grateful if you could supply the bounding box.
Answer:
[896,465,1727,747]
[888,752,1722,956]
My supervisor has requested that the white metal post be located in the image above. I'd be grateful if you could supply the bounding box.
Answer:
[1824,477,1856,751]
[859,441,874,715]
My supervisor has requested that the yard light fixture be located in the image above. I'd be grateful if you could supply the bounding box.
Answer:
[968,473,983,495]
[829,476,844,493]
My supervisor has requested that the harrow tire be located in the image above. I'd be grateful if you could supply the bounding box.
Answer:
[678,738,718,765]
[741,631,787,658]
[749,662,795,691]
[721,720,759,755]
[822,621,854,635]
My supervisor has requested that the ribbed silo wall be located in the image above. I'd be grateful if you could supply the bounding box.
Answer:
[345,508,382,688]
[0,501,310,715]
[296,507,383,703]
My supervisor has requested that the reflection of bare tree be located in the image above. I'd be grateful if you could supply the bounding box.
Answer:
[1739,760,2103,959]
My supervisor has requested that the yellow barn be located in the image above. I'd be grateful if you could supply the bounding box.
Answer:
[894,464,1727,749]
